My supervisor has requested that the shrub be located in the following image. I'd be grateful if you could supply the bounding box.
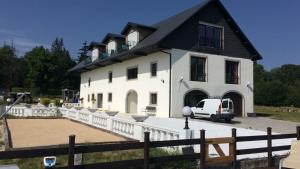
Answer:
[40,98,51,106]
[51,98,61,107]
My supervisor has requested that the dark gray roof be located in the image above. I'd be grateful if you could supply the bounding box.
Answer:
[121,22,156,35]
[70,0,261,72]
[102,33,125,44]
[88,41,105,50]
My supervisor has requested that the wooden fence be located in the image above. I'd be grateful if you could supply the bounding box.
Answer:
[0,126,299,169]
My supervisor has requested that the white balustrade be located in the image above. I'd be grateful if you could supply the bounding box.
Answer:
[6,106,181,142]
[91,114,108,129]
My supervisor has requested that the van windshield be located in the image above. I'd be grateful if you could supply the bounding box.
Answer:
[197,101,205,108]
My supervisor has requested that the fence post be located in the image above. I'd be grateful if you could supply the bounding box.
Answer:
[267,127,273,167]
[68,135,75,169]
[232,128,237,169]
[297,126,300,140]
[200,129,206,169]
[144,132,150,169]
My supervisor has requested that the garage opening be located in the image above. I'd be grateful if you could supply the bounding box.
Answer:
[223,92,243,116]
[184,90,208,107]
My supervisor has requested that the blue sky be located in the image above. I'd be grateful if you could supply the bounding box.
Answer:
[0,0,299,70]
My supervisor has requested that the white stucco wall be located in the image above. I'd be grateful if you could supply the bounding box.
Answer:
[79,48,254,118]
[80,51,170,117]
[170,48,254,117]
[127,30,138,49]
[91,48,99,62]
[107,40,117,55]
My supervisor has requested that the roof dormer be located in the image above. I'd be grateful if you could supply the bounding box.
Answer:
[102,33,125,56]
[121,22,156,49]
[88,42,106,61]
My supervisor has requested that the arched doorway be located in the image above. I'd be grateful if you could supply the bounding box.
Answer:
[126,90,138,114]
[223,92,243,116]
[184,90,208,107]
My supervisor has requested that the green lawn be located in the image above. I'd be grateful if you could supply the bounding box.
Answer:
[255,105,300,122]
[0,149,197,169]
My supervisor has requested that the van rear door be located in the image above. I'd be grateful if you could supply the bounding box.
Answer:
[221,99,230,114]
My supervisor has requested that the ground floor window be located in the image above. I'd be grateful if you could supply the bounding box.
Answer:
[108,93,112,102]
[150,93,157,105]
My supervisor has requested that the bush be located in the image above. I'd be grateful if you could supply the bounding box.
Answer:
[40,98,51,106]
[51,98,61,107]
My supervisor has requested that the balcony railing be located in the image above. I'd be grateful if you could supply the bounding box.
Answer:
[199,37,223,49]
[83,41,138,65]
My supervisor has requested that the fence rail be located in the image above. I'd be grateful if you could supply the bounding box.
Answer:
[0,126,299,169]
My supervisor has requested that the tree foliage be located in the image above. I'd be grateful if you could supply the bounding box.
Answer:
[78,41,89,62]
[0,44,27,92]
[0,38,79,96]
[254,63,300,107]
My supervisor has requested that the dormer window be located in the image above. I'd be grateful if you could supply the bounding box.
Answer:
[198,22,223,49]
[91,48,99,62]
[88,42,106,61]
[107,40,117,55]
[126,30,139,49]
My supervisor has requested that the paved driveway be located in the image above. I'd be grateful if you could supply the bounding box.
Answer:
[190,116,300,133]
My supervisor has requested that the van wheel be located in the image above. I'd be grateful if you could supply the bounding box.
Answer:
[190,113,195,119]
[210,115,217,122]
[225,118,232,123]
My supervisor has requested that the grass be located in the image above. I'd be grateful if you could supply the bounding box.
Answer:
[0,148,197,169]
[255,105,300,122]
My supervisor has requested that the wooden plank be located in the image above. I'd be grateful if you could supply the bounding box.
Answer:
[236,135,268,142]
[206,155,234,165]
[212,144,225,157]
[237,145,291,155]
[206,137,234,144]
[150,138,199,148]
[0,147,69,159]
[271,133,296,139]
[75,142,144,153]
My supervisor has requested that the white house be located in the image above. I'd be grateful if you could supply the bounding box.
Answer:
[70,0,262,118]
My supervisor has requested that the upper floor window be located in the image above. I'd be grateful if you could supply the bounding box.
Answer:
[150,62,157,77]
[108,71,112,83]
[127,67,138,80]
[199,23,223,49]
[225,60,239,84]
[190,56,206,82]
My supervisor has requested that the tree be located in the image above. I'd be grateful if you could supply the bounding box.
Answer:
[49,38,79,90]
[24,46,51,94]
[78,41,89,62]
[0,44,27,92]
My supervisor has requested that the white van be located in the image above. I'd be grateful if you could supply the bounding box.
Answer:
[190,98,234,122]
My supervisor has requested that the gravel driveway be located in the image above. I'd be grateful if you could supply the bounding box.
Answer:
[191,116,300,133]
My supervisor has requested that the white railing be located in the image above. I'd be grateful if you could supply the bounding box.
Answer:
[111,117,135,139]
[91,114,108,129]
[6,106,181,142]
[58,108,180,141]
[6,106,60,117]
[62,103,81,108]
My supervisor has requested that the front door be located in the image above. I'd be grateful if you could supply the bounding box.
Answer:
[97,94,103,108]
